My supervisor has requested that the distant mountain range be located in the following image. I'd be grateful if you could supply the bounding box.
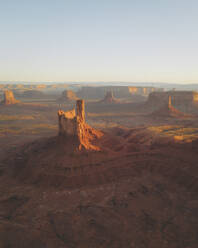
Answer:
[0,81,198,91]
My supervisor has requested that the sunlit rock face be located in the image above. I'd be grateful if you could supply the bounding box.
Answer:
[128,86,157,96]
[58,99,103,151]
[1,90,20,105]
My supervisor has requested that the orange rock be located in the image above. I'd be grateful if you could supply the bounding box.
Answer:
[1,90,20,105]
[58,99,103,151]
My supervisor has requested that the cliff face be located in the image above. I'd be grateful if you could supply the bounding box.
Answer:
[58,100,103,151]
[128,87,158,96]
[1,90,20,105]
[147,91,198,109]
[151,96,188,118]
[77,86,162,99]
[58,109,77,136]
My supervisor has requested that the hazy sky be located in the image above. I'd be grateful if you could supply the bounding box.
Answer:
[0,0,198,83]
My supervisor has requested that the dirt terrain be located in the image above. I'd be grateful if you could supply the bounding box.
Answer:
[0,93,198,248]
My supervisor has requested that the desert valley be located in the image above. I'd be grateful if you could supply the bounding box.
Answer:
[0,83,198,247]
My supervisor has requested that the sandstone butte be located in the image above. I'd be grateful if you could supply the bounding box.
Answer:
[57,90,78,103]
[58,99,103,151]
[1,90,20,105]
[151,96,188,118]
[100,91,119,104]
[147,90,198,107]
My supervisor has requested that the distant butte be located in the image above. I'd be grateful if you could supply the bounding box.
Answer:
[100,91,119,104]
[151,96,189,118]
[1,90,20,105]
[147,90,198,110]
[57,90,78,103]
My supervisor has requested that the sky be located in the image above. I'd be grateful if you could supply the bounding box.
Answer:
[0,0,198,83]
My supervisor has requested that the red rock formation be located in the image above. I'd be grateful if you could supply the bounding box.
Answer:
[147,91,198,110]
[151,96,188,118]
[100,91,119,104]
[77,86,162,99]
[1,90,20,105]
[58,99,103,151]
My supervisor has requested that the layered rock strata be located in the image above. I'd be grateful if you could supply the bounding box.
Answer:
[58,99,103,150]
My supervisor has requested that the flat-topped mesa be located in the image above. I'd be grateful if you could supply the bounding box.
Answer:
[151,95,189,118]
[58,99,103,151]
[128,87,153,96]
[147,91,198,110]
[1,90,20,105]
